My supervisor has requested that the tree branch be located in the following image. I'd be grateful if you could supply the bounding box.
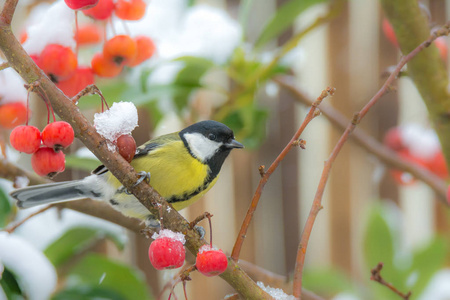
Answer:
[231,87,334,261]
[292,21,450,299]
[0,3,271,298]
[380,0,450,173]
[275,76,449,205]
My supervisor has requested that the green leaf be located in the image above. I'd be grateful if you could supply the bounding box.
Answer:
[65,156,101,172]
[44,227,125,267]
[239,0,255,34]
[302,268,353,297]
[172,56,215,111]
[63,254,152,300]
[0,187,12,228]
[363,204,395,270]
[0,268,24,300]
[53,286,126,300]
[222,104,268,149]
[255,0,329,49]
[363,203,406,299]
[408,237,447,297]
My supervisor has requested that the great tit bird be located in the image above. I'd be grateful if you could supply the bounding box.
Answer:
[10,120,243,225]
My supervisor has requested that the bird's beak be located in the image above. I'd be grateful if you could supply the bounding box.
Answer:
[226,139,244,149]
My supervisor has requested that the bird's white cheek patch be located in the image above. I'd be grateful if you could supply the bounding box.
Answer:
[183,132,222,162]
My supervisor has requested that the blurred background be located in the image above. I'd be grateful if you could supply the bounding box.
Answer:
[1,0,449,299]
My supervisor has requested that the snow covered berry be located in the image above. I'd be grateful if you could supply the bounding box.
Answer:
[149,230,185,270]
[195,245,228,277]
[42,121,75,150]
[10,125,41,154]
[116,134,136,162]
[31,147,65,177]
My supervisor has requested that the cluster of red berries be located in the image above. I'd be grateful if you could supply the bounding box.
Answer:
[148,229,228,277]
[27,43,95,98]
[384,126,448,185]
[65,0,155,78]
[382,18,447,61]
[9,121,74,177]
[20,0,155,97]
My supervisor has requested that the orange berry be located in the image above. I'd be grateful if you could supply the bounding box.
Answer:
[57,67,95,97]
[83,0,114,20]
[103,35,137,66]
[38,44,78,82]
[0,102,28,129]
[127,36,156,67]
[115,0,146,21]
[75,24,102,46]
[91,52,123,77]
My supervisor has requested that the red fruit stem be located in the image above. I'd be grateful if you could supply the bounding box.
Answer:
[207,214,213,247]
[121,19,131,36]
[26,88,30,126]
[182,280,188,300]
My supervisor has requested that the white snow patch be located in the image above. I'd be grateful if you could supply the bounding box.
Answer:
[418,269,450,300]
[15,207,127,250]
[127,1,241,64]
[23,0,75,55]
[400,124,440,160]
[257,281,296,300]
[152,229,185,244]
[14,176,30,189]
[0,66,28,105]
[94,101,138,150]
[0,232,57,300]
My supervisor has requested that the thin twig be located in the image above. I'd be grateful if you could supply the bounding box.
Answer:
[0,62,9,71]
[231,87,335,261]
[292,21,450,299]
[275,76,449,205]
[70,84,109,110]
[371,263,411,299]
[3,205,53,233]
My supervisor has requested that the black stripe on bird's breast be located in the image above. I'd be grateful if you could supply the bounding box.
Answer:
[167,173,216,204]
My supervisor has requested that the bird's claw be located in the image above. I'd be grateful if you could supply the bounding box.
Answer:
[195,225,206,239]
[120,171,151,195]
[134,171,151,186]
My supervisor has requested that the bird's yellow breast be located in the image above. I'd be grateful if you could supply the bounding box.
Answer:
[107,140,217,212]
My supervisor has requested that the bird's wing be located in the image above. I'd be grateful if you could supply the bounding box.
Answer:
[91,132,180,175]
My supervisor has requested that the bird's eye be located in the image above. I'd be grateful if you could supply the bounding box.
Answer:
[208,133,216,140]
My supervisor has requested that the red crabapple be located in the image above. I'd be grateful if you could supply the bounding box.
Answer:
[10,125,41,154]
[42,121,75,150]
[31,147,65,177]
[149,231,185,270]
[116,134,136,162]
[195,245,228,277]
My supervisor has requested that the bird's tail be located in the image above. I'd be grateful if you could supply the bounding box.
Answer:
[10,179,102,208]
